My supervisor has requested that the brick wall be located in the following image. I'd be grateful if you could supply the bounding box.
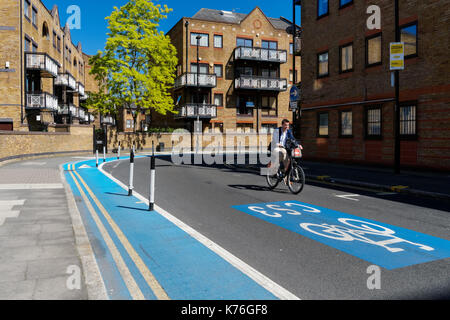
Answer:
[0,124,93,161]
[299,0,450,170]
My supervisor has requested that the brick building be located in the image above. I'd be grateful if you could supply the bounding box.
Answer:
[0,0,96,132]
[165,7,301,134]
[299,0,450,170]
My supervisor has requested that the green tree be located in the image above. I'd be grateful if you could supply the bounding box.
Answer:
[87,0,178,132]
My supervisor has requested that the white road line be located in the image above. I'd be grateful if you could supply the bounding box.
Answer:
[0,184,63,190]
[334,194,361,201]
[0,200,25,226]
[99,160,300,300]
[20,162,46,166]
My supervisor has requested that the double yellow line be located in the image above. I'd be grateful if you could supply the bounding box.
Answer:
[68,163,169,300]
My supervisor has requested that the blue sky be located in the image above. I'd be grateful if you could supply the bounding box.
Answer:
[42,0,301,55]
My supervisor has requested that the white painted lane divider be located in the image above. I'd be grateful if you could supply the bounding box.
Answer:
[0,184,63,190]
[0,200,25,226]
[334,194,361,201]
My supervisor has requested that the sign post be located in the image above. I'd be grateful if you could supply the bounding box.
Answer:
[290,85,300,137]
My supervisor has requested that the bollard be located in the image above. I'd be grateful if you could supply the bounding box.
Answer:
[118,143,121,160]
[96,150,99,168]
[128,150,135,196]
[149,154,156,211]
[103,146,106,163]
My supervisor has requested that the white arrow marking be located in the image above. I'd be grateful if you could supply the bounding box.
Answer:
[0,200,25,226]
[79,165,91,169]
[335,194,361,201]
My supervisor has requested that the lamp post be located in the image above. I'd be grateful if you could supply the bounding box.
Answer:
[394,0,401,174]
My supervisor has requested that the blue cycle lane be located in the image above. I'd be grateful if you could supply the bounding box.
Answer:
[232,201,450,270]
[63,157,279,300]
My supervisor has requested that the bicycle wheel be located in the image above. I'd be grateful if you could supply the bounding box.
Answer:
[287,164,305,194]
[266,169,280,190]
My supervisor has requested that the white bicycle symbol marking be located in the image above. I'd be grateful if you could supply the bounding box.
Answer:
[300,218,435,253]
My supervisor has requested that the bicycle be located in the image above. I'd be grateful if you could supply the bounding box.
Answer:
[266,139,306,195]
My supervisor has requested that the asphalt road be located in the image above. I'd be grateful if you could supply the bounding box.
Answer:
[103,155,450,300]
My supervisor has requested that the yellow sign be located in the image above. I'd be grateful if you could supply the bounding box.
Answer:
[390,42,405,70]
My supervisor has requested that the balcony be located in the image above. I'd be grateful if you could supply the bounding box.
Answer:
[235,75,287,92]
[77,83,85,96]
[57,104,77,116]
[174,73,217,89]
[55,73,77,91]
[177,103,217,119]
[25,53,59,78]
[101,115,115,126]
[234,46,287,64]
[26,92,58,111]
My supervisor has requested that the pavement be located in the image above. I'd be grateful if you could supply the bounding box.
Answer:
[0,151,448,300]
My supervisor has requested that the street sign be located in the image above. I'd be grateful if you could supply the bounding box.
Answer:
[290,85,300,103]
[390,42,405,70]
[290,85,300,111]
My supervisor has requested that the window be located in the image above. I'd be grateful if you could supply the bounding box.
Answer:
[400,105,417,136]
[191,33,208,47]
[366,33,382,66]
[261,96,277,117]
[340,43,353,73]
[339,0,353,8]
[190,63,208,74]
[126,120,133,129]
[317,0,329,18]
[214,64,223,78]
[401,22,418,58]
[237,96,254,116]
[236,38,253,48]
[53,31,57,47]
[318,112,329,136]
[24,0,30,19]
[32,43,38,53]
[366,106,382,137]
[340,111,353,136]
[24,37,31,52]
[261,68,277,78]
[289,43,294,55]
[214,94,223,107]
[317,112,328,137]
[262,40,277,50]
[261,124,277,134]
[236,123,254,133]
[32,7,38,26]
[317,51,329,78]
[214,123,224,133]
[214,35,223,48]
[57,36,61,52]
[236,66,253,76]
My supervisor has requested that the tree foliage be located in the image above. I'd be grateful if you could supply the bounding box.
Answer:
[86,0,178,130]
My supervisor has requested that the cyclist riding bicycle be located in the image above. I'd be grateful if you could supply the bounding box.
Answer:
[270,119,298,177]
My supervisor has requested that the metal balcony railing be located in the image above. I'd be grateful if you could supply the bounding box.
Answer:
[25,53,59,78]
[174,73,217,89]
[234,46,288,63]
[77,82,85,96]
[26,92,58,111]
[234,75,287,91]
[101,115,115,125]
[55,73,77,90]
[178,103,217,119]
